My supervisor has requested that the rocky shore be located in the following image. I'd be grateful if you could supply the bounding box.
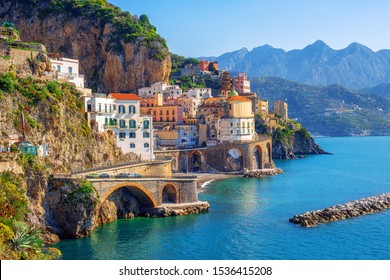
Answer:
[143,202,210,218]
[289,193,390,227]
[244,168,284,178]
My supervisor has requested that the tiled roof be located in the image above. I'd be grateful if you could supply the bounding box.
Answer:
[108,93,141,100]
[229,96,251,102]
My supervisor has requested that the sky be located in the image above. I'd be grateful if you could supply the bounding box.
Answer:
[109,0,390,57]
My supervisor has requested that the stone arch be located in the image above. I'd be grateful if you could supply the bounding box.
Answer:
[188,150,204,172]
[226,147,244,171]
[266,142,272,164]
[253,145,263,169]
[97,182,158,211]
[161,183,179,204]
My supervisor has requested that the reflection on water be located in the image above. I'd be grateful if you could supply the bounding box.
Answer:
[57,137,390,260]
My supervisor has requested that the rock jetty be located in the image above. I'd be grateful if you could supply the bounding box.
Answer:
[289,193,390,227]
[244,168,283,178]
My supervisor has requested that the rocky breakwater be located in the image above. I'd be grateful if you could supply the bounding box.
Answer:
[244,168,283,178]
[145,202,210,218]
[289,193,390,227]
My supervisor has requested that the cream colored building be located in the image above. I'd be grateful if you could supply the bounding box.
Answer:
[217,95,255,143]
[274,100,288,121]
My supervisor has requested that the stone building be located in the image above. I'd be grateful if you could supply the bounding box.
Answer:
[274,100,288,121]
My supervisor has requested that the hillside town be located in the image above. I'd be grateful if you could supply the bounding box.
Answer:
[1,22,290,162]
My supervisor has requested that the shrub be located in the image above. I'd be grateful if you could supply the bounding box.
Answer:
[0,73,16,93]
[0,172,28,224]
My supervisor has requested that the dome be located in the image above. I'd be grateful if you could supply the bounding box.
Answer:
[229,88,239,97]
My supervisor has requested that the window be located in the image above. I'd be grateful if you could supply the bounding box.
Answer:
[104,104,107,113]
[129,132,136,138]
[143,120,150,129]
[143,132,150,138]
[57,65,61,72]
[129,105,136,114]
[153,111,156,116]
[160,117,162,122]
[118,105,125,114]
[119,120,126,128]
[119,132,126,139]
[68,67,73,74]
[167,110,169,115]
[98,104,101,112]
[129,120,136,128]
[144,143,150,148]
[104,118,108,124]
[130,143,135,148]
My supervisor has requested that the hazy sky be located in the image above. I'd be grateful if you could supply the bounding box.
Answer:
[109,0,390,57]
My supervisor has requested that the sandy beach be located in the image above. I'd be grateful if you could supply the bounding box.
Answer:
[189,172,241,188]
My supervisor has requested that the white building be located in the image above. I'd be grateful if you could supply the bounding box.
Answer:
[85,93,154,160]
[50,57,85,88]
[217,95,255,143]
[138,82,182,99]
[177,124,198,148]
[180,88,212,118]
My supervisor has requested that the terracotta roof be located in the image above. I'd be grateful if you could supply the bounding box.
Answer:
[229,96,251,102]
[108,93,141,100]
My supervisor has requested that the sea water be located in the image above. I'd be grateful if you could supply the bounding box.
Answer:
[56,137,390,260]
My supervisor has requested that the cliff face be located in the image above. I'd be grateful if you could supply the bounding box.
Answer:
[0,0,171,92]
[272,132,328,159]
[0,75,138,241]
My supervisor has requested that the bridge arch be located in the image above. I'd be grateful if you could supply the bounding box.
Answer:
[227,147,244,171]
[188,150,205,172]
[161,183,179,204]
[266,142,272,164]
[253,145,263,169]
[97,182,158,210]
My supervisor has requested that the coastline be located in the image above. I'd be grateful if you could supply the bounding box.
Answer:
[193,172,241,188]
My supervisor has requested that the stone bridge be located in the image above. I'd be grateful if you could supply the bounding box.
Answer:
[154,136,273,173]
[53,158,207,215]
[88,176,200,211]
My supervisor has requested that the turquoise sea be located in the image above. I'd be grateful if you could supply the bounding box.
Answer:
[56,137,390,260]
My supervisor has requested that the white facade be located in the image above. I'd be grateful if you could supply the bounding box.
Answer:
[85,93,154,160]
[177,124,198,148]
[138,82,182,98]
[217,118,255,143]
[186,88,212,99]
[50,57,85,88]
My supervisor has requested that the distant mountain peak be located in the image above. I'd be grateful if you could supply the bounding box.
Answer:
[304,40,331,51]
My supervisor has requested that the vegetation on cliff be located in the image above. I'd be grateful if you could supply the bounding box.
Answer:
[255,114,326,159]
[37,0,168,60]
[1,0,171,92]
[0,171,61,260]
[0,72,134,257]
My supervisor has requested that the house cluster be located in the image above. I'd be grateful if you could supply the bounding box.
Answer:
[84,69,289,160]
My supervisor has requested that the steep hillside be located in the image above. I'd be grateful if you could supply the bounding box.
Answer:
[201,41,390,89]
[0,73,135,257]
[0,0,171,92]
[252,77,390,136]
[361,83,390,99]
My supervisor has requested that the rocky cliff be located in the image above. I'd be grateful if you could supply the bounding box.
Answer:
[0,74,136,242]
[272,131,328,159]
[0,0,171,92]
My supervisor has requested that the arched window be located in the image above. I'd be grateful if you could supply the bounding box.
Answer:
[144,143,150,148]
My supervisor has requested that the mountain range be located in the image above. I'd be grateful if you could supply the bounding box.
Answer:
[251,77,390,136]
[200,41,390,90]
